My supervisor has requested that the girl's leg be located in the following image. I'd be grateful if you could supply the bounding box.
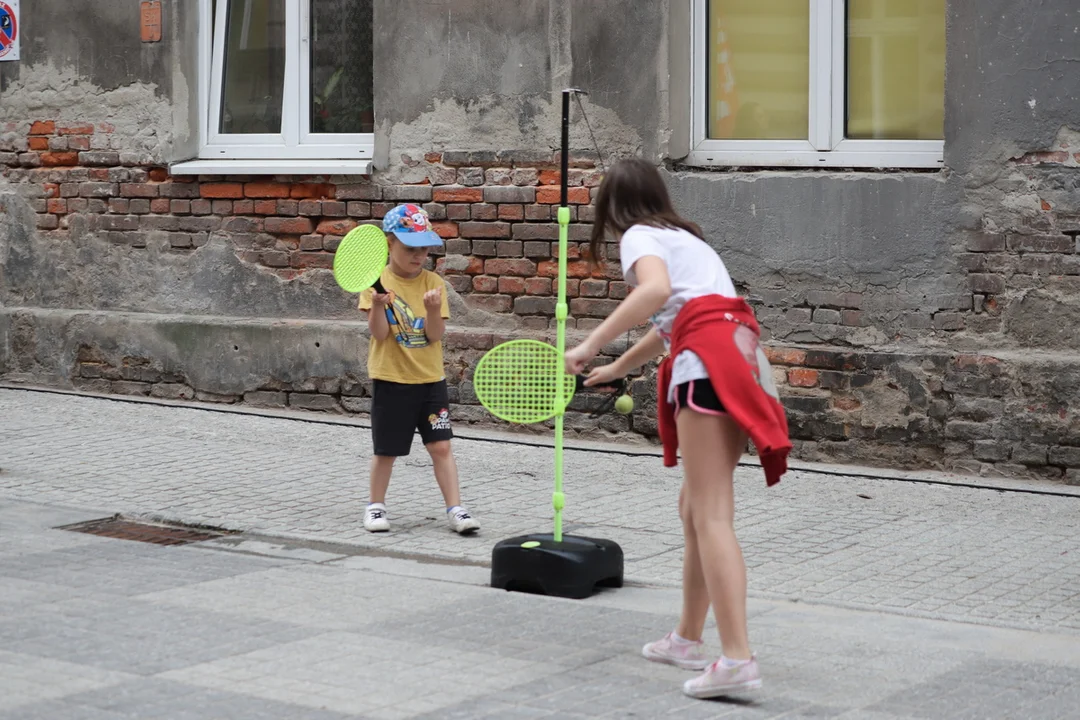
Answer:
[676,483,711,642]
[677,408,751,660]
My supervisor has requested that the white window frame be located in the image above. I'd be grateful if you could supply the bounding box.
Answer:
[175,0,373,175]
[688,0,944,169]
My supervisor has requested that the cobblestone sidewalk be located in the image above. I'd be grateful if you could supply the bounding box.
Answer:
[3,499,1080,720]
[1,388,1079,634]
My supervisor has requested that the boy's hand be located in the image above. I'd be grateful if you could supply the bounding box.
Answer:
[370,291,392,306]
[423,287,443,311]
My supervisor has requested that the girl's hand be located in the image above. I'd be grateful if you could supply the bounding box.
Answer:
[564,343,598,376]
[583,361,623,388]
[423,287,443,311]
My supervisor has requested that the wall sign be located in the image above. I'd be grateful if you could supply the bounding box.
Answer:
[0,0,17,62]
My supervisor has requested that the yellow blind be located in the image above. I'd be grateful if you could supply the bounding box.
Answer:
[708,0,810,140]
[847,0,945,140]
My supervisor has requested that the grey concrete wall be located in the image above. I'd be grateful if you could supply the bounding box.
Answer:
[373,0,668,178]
[0,0,198,164]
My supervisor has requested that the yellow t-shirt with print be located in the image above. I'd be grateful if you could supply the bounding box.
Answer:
[358,267,451,385]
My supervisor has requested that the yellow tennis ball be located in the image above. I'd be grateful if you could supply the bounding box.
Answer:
[615,394,634,414]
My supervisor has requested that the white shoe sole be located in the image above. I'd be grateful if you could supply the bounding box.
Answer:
[642,646,712,671]
[683,677,762,699]
[364,520,390,533]
[450,522,480,535]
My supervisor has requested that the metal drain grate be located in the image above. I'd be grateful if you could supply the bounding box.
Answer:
[57,516,224,546]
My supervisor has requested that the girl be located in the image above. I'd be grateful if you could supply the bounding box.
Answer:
[564,158,790,699]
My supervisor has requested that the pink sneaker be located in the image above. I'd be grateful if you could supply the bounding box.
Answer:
[683,656,762,698]
[641,632,712,671]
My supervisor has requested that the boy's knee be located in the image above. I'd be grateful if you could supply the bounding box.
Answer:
[426,440,452,459]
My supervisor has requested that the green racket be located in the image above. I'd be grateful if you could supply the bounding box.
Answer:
[333,224,389,294]
[473,339,577,424]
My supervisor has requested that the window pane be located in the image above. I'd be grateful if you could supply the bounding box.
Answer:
[847,0,945,140]
[311,0,374,134]
[220,0,286,134]
[707,0,810,140]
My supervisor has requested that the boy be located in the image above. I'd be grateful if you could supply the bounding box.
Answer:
[358,204,480,535]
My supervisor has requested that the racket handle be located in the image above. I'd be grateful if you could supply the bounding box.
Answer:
[372,279,386,294]
[574,375,625,393]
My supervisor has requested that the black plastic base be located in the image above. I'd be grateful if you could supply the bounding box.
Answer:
[491,533,624,599]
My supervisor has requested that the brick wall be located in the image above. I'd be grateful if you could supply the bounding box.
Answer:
[4,118,1080,483]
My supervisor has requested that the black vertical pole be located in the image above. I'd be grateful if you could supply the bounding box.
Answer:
[560,90,571,208]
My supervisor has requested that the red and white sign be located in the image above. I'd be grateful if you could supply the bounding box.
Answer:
[0,0,19,62]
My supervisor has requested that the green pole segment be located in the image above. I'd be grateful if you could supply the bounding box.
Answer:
[553,89,573,543]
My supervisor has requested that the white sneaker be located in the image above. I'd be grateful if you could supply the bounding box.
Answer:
[447,506,479,534]
[642,632,712,671]
[683,656,762,699]
[363,503,390,532]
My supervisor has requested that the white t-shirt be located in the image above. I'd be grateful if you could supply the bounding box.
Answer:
[619,224,738,400]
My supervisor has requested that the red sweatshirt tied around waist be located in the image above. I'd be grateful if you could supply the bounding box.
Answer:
[657,295,791,486]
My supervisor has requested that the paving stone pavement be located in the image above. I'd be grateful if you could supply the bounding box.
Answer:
[1,388,1079,637]
[2,499,1080,719]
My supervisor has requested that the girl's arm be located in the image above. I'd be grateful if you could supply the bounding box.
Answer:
[566,255,671,373]
[582,326,665,387]
[612,327,666,375]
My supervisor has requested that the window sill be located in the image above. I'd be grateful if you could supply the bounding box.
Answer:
[169,159,373,176]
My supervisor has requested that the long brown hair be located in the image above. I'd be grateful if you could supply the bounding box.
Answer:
[588,158,704,266]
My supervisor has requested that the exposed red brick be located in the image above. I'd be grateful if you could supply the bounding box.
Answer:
[200,183,245,199]
[433,187,484,203]
[498,276,527,295]
[498,204,525,221]
[47,199,67,214]
[265,216,315,235]
[788,368,820,387]
[42,183,59,198]
[469,295,512,313]
[567,187,591,205]
[424,152,443,164]
[30,121,56,136]
[1041,199,1052,211]
[41,152,79,166]
[538,259,592,278]
[148,167,169,182]
[460,221,511,239]
[28,137,49,151]
[316,218,357,235]
[536,187,561,204]
[764,347,807,366]
[58,123,95,136]
[525,277,552,296]
[1013,150,1069,165]
[538,170,560,185]
[121,183,159,198]
[290,183,336,199]
[253,200,278,215]
[484,258,537,276]
[291,252,334,269]
[833,397,862,411]
[89,168,110,181]
[245,182,292,199]
[472,275,498,293]
[432,221,459,239]
[98,122,116,133]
